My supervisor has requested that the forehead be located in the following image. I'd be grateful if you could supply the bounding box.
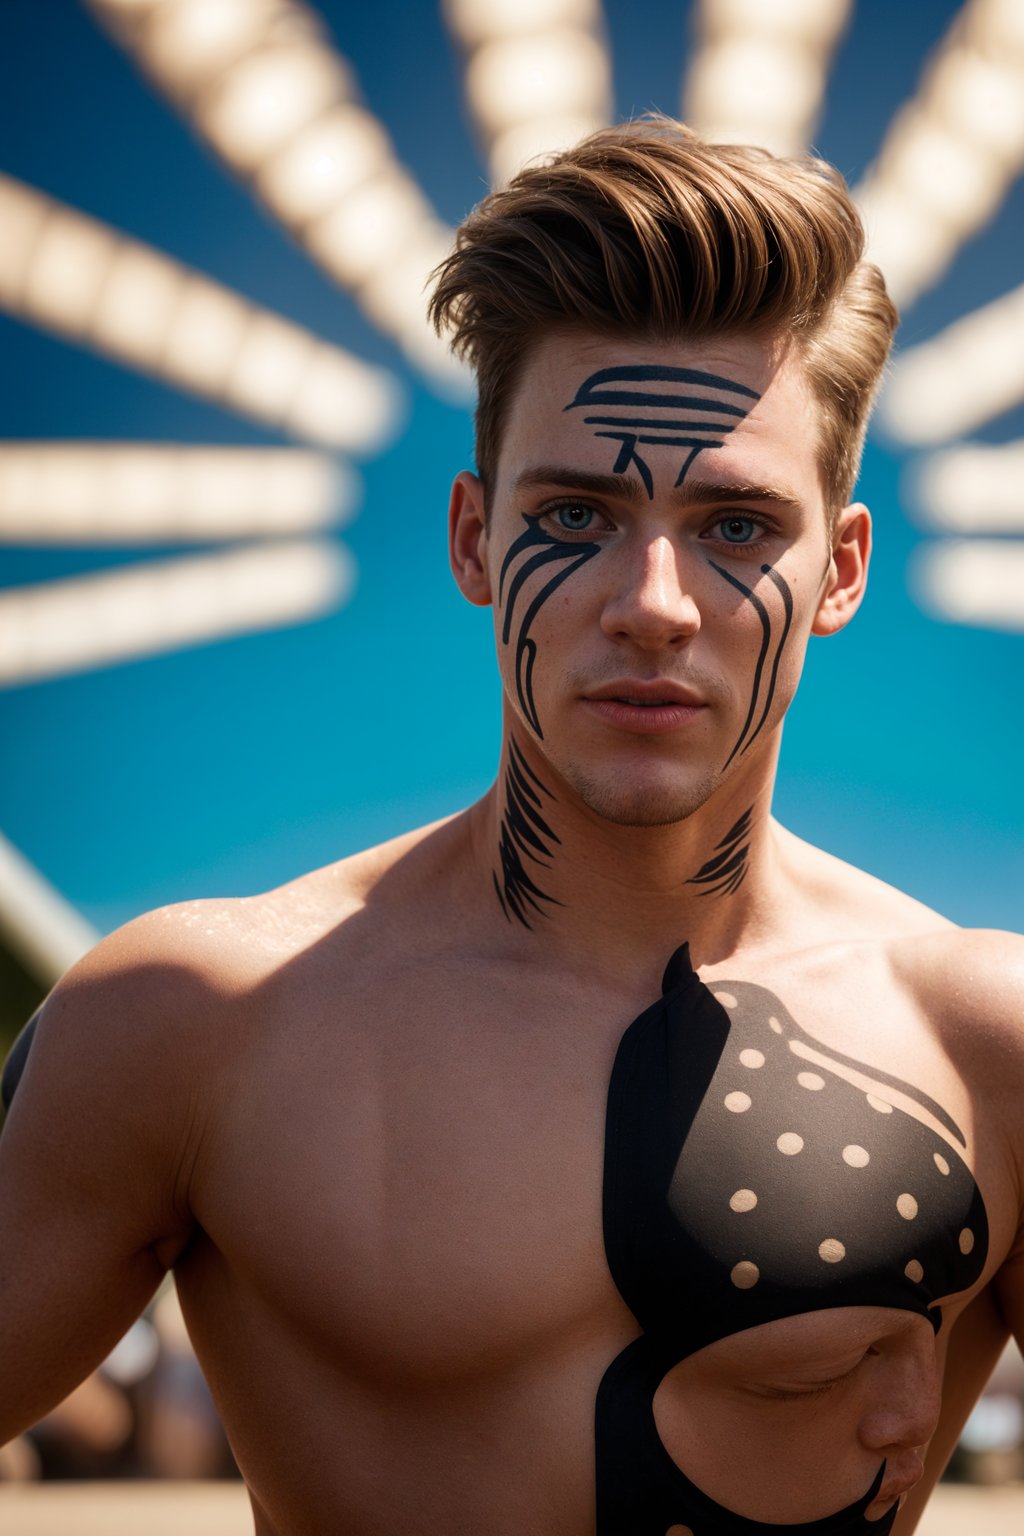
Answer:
[495,329,821,500]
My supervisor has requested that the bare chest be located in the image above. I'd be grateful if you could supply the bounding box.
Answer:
[184,951,1015,1389]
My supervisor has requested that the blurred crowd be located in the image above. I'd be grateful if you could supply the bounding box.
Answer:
[0,1283,237,1483]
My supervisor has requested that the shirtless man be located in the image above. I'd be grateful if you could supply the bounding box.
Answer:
[2,120,1023,1536]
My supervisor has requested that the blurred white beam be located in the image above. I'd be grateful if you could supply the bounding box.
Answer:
[0,173,401,453]
[442,0,612,187]
[0,831,99,987]
[855,0,1024,309]
[880,282,1024,445]
[907,441,1024,533]
[0,442,356,543]
[84,0,465,391]
[682,0,853,156]
[911,538,1024,632]
[0,539,351,686]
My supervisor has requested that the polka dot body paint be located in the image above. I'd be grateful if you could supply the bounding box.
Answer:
[595,943,989,1536]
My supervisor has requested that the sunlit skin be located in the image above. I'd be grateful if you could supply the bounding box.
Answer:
[2,327,1024,1536]
[450,330,869,973]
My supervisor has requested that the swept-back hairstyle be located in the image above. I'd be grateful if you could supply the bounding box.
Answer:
[429,118,898,513]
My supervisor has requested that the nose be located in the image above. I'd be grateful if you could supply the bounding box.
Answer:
[600,533,701,650]
[858,1338,942,1462]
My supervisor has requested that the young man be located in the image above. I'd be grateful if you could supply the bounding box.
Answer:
[2,120,1022,1536]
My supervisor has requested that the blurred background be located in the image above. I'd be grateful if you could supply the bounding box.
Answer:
[0,0,1022,1511]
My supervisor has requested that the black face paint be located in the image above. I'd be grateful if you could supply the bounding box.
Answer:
[492,735,563,929]
[498,513,601,739]
[686,805,753,898]
[709,560,794,769]
[596,947,988,1534]
[564,365,761,496]
[500,364,763,737]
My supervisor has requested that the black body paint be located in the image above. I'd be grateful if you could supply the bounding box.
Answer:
[686,805,753,897]
[498,513,601,739]
[596,947,988,1534]
[493,736,563,928]
[709,560,794,768]
[564,365,760,495]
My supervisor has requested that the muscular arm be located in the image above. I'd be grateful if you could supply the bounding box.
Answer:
[0,912,221,1441]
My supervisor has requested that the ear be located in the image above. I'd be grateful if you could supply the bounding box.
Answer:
[448,470,492,607]
[812,502,871,637]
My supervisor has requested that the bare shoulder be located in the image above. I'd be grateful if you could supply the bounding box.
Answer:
[887,925,1024,1040]
[775,818,1023,1015]
[773,819,959,942]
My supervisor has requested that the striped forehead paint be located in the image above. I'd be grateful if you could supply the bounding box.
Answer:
[564,365,762,495]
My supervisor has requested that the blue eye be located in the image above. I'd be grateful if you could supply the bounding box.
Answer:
[555,504,595,531]
[718,516,758,543]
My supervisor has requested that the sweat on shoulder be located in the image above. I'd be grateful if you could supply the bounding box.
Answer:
[3,117,1024,1536]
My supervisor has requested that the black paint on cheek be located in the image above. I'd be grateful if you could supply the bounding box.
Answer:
[686,805,753,898]
[708,561,794,769]
[492,735,563,930]
[498,514,601,740]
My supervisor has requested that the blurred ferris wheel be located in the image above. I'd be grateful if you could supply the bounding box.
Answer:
[1,0,1023,695]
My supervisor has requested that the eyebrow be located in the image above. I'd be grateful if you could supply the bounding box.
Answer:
[511,464,803,508]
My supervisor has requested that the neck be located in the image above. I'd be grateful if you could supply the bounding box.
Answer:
[473,721,786,986]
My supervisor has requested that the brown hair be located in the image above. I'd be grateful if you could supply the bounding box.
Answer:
[428,117,898,515]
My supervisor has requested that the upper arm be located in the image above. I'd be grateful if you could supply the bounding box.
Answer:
[0,911,223,1440]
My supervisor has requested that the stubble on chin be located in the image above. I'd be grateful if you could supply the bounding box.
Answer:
[558,760,722,830]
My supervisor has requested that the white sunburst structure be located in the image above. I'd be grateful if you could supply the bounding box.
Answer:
[880,281,1024,446]
[83,0,464,389]
[682,0,853,157]
[906,441,1024,534]
[442,0,613,189]
[882,290,1024,635]
[910,540,1024,634]
[0,539,353,688]
[0,173,401,454]
[854,0,1024,311]
[0,443,355,542]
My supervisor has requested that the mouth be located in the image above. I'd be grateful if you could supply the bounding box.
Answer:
[581,682,707,734]
[584,681,707,708]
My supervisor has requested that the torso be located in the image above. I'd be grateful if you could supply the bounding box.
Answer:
[161,820,1023,1536]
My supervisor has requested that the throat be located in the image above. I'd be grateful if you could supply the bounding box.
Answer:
[486,734,771,964]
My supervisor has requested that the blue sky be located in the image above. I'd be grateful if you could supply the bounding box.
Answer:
[0,0,1020,935]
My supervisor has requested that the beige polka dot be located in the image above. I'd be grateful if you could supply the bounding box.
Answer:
[768,1016,783,1034]
[740,1048,765,1069]
[725,1091,752,1113]
[730,1188,758,1213]
[798,1072,825,1091]
[731,1260,760,1289]
[905,1260,924,1283]
[777,1132,804,1155]
[867,1094,893,1114]
[819,1238,846,1263]
[897,1193,919,1220]
[960,1228,975,1255]
[934,1153,950,1176]
[716,991,738,1008]
[842,1144,870,1168]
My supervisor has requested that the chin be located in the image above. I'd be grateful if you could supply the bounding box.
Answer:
[564,764,719,829]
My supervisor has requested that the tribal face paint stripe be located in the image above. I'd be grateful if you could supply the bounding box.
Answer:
[708,560,794,769]
[493,735,563,928]
[498,513,601,739]
[499,365,761,739]
[564,365,761,496]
